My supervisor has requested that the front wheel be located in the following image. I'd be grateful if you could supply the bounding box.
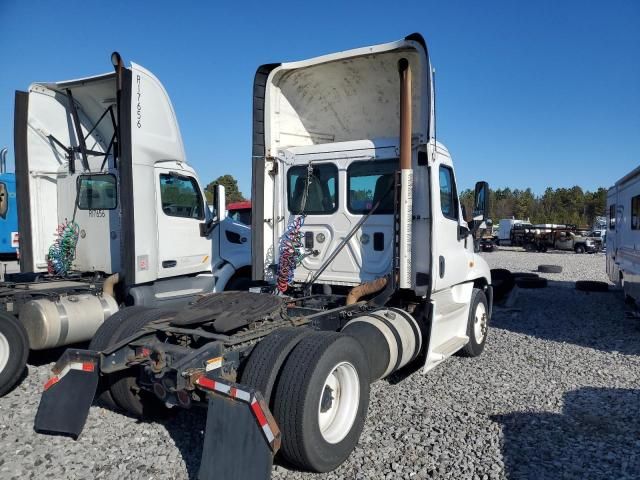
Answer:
[273,332,370,472]
[574,245,585,254]
[459,288,489,357]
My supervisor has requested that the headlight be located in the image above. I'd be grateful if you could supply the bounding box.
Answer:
[585,239,594,245]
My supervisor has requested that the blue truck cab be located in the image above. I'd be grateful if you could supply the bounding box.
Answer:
[0,171,18,258]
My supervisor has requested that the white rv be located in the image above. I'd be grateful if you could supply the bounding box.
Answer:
[607,165,640,302]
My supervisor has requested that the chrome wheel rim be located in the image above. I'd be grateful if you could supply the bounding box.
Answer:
[473,302,487,344]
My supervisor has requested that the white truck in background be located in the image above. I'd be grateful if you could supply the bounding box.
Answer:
[0,55,251,396]
[497,218,529,246]
[35,34,493,480]
[607,165,640,303]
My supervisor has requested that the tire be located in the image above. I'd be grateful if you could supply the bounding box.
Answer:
[490,268,515,301]
[512,272,539,279]
[109,308,175,417]
[574,245,585,254]
[523,243,535,252]
[0,312,29,397]
[459,289,489,357]
[538,265,563,274]
[89,306,148,409]
[515,276,548,289]
[224,276,253,291]
[241,327,313,407]
[575,280,609,292]
[273,332,370,472]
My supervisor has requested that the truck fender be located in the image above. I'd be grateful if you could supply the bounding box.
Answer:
[212,261,249,292]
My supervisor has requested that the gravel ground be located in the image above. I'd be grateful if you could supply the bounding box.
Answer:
[1,248,639,479]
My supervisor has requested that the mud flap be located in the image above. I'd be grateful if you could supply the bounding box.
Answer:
[34,349,100,440]
[195,376,280,480]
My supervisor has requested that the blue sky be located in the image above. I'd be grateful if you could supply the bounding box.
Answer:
[0,0,638,197]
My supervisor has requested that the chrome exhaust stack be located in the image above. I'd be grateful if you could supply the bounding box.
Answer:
[398,59,413,289]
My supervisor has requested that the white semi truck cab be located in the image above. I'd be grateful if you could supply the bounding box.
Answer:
[0,55,250,396]
[34,34,493,479]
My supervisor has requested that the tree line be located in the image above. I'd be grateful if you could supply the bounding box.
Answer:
[459,186,608,227]
[206,173,608,229]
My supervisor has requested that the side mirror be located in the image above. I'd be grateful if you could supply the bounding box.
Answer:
[201,184,227,237]
[212,184,227,222]
[473,181,489,222]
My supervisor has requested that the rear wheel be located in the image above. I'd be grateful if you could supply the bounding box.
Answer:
[0,313,29,397]
[89,306,148,408]
[273,332,370,472]
[459,289,489,357]
[240,327,313,407]
[109,308,175,417]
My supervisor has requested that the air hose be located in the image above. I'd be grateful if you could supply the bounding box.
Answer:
[47,219,80,276]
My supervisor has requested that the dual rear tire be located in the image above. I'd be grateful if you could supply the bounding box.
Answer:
[242,329,370,472]
[90,307,173,417]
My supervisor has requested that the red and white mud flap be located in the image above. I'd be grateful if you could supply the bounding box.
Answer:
[34,349,100,440]
[195,375,281,480]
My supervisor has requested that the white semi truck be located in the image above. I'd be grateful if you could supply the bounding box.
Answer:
[35,34,493,479]
[0,55,251,396]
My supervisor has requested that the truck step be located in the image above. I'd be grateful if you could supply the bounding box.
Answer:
[432,335,469,357]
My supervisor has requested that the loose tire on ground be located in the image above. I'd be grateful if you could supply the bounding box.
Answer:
[273,332,370,472]
[240,327,313,407]
[0,312,29,397]
[89,306,148,408]
[575,280,609,292]
[109,308,175,417]
[512,272,539,279]
[515,276,548,289]
[538,265,563,274]
[490,268,515,302]
[458,289,489,357]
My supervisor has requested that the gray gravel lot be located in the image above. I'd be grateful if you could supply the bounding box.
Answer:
[1,248,639,479]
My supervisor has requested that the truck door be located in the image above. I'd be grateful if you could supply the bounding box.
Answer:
[432,160,471,292]
[154,168,211,279]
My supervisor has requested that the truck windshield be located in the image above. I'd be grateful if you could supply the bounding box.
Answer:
[76,174,117,210]
[287,164,338,215]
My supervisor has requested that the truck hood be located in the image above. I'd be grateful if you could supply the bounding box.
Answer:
[260,33,434,157]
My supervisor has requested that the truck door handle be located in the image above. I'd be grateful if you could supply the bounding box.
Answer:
[439,256,445,278]
[162,260,177,268]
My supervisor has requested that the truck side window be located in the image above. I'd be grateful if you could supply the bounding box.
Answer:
[0,182,7,219]
[439,166,458,220]
[609,204,616,230]
[288,164,338,215]
[159,174,204,219]
[347,159,398,214]
[76,174,117,210]
[632,197,640,230]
